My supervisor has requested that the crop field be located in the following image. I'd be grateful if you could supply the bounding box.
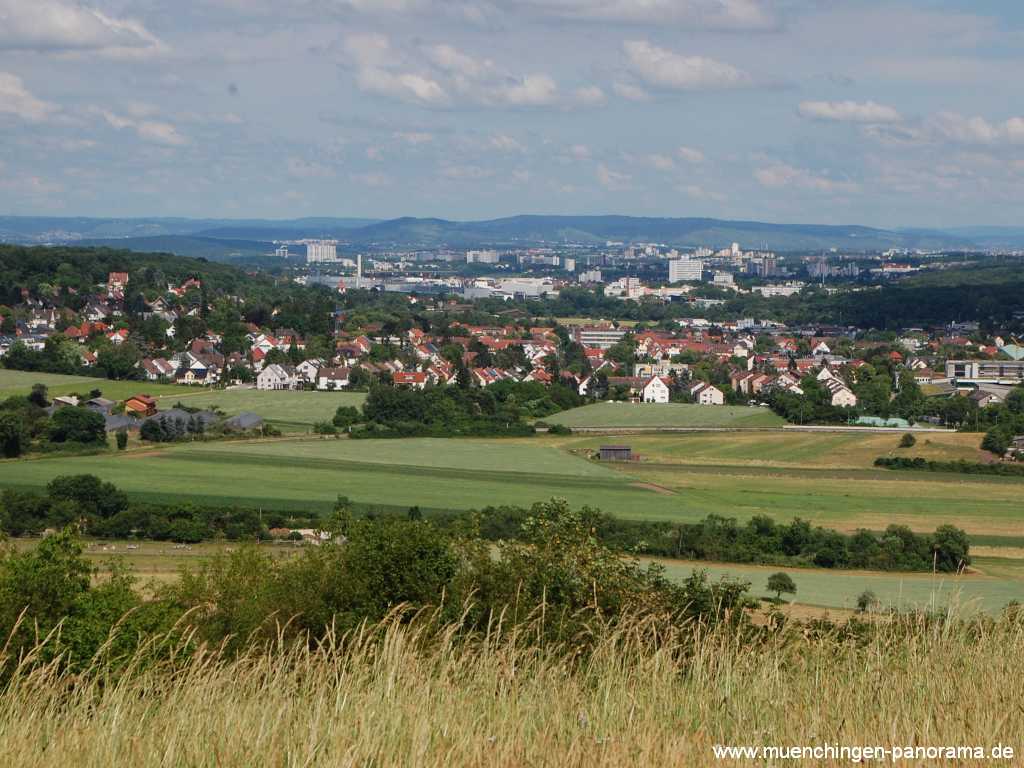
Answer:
[566,430,990,469]
[649,556,1024,614]
[1,433,1021,536]
[545,402,785,428]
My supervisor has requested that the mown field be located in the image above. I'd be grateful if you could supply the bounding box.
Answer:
[0,370,365,432]
[546,402,785,428]
[1,431,1020,535]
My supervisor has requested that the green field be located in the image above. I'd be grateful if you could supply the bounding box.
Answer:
[568,430,990,469]
[0,370,365,432]
[0,369,185,400]
[2,430,1022,613]
[153,388,366,431]
[650,556,1024,615]
[546,402,785,428]
[1,433,1021,536]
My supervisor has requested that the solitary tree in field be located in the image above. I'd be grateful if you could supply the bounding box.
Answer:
[767,572,796,603]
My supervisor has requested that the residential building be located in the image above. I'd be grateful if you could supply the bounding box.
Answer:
[946,360,1024,385]
[668,257,703,283]
[257,363,298,390]
[641,376,671,403]
[306,240,339,264]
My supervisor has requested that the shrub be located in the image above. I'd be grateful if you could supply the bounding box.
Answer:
[116,430,128,450]
[47,407,107,445]
[899,433,916,448]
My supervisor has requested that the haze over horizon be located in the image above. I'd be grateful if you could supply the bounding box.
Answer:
[1,1,1022,228]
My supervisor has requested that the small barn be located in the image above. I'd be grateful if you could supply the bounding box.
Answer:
[599,445,633,462]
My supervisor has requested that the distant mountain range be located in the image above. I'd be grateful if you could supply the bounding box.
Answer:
[3,214,1023,260]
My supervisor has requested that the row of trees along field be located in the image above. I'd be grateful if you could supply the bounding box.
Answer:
[0,475,970,574]
[0,498,753,675]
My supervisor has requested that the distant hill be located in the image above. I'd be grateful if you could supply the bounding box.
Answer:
[76,235,283,266]
[0,216,379,244]
[1,213,1013,252]
[338,215,975,251]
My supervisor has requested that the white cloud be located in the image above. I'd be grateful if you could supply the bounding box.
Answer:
[136,121,188,146]
[799,100,902,123]
[426,43,492,79]
[754,163,858,193]
[646,154,675,171]
[612,81,650,101]
[515,0,776,30]
[96,107,188,146]
[393,131,434,145]
[493,74,559,106]
[0,0,165,57]
[0,73,58,121]
[596,163,631,190]
[355,67,449,106]
[568,144,591,160]
[572,85,607,106]
[441,164,493,180]
[623,40,753,91]
[350,171,392,187]
[490,134,526,153]
[345,35,448,106]
[678,146,705,163]
[930,112,1024,145]
[680,184,725,201]
[346,36,562,109]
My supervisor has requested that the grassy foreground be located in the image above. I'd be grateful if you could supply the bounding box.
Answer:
[1,614,1021,767]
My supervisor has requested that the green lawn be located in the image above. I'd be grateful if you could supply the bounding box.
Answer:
[546,402,784,429]
[649,556,1024,615]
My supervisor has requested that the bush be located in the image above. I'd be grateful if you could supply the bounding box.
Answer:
[547,424,573,435]
[115,430,128,450]
[899,433,916,448]
[0,412,27,457]
[332,406,362,429]
[47,407,107,445]
[875,456,1024,477]
[313,421,337,435]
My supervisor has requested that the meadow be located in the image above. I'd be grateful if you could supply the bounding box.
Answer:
[0,370,366,431]
[648,555,1024,615]
[545,401,785,428]
[1,611,1022,767]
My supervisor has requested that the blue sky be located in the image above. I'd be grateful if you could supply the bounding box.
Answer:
[1,0,1022,227]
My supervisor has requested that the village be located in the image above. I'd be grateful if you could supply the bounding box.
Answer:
[1,266,1022,457]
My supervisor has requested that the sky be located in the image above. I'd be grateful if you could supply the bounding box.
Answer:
[0,0,1022,228]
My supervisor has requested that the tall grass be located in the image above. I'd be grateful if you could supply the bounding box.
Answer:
[0,609,1021,766]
